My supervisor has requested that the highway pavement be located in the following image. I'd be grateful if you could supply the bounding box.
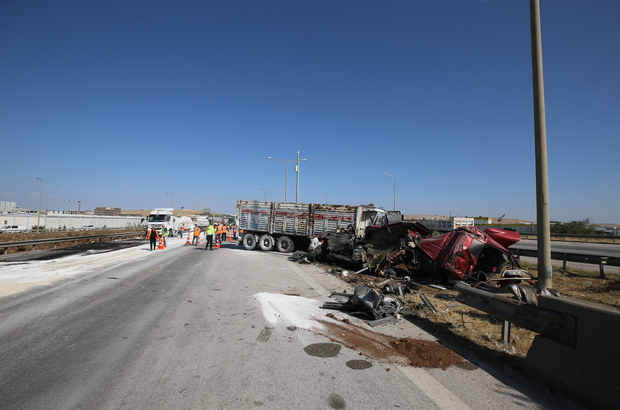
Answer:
[0,238,585,409]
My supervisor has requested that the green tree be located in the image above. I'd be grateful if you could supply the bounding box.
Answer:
[551,219,596,234]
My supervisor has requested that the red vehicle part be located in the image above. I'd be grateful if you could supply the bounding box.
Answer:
[418,226,520,281]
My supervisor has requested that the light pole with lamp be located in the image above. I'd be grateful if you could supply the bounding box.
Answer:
[267,156,296,202]
[254,187,277,201]
[166,192,174,209]
[37,177,43,232]
[198,201,204,212]
[383,173,396,211]
[320,193,328,204]
[294,151,307,204]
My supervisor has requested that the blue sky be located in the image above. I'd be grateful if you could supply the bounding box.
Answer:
[1,0,618,222]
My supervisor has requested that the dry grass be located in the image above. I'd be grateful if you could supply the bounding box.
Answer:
[339,263,620,361]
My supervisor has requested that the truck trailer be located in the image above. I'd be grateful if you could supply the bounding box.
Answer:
[237,200,397,252]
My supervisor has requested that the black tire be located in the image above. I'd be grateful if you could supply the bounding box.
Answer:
[242,233,258,250]
[276,235,294,253]
[259,234,275,251]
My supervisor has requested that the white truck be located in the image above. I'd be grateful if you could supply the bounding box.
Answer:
[146,208,194,236]
[237,200,399,252]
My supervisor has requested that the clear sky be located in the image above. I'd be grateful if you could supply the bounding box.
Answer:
[1,0,618,223]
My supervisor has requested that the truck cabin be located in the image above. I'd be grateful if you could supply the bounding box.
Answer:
[147,214,171,223]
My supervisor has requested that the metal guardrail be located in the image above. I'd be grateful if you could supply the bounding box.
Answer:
[513,248,620,278]
[0,232,145,254]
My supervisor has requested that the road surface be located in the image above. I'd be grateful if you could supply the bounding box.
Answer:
[0,238,584,409]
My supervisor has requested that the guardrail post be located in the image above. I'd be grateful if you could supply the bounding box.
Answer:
[563,254,567,269]
[599,257,608,279]
[501,320,511,343]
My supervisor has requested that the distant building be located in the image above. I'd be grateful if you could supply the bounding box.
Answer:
[95,207,122,216]
[0,201,17,213]
[408,216,474,232]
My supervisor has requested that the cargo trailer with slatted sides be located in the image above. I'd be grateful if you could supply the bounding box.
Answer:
[236,200,401,252]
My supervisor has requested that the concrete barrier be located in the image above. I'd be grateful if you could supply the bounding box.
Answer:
[525,295,620,410]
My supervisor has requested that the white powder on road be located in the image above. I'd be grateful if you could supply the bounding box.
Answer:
[254,292,330,331]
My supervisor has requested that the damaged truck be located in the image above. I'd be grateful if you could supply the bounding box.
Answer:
[299,220,523,285]
[237,200,400,253]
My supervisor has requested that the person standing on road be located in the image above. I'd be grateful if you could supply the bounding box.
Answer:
[205,224,216,250]
[146,227,160,251]
[179,225,185,239]
[220,224,227,242]
[192,226,201,245]
[161,226,168,247]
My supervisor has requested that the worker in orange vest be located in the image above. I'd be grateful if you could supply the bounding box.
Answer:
[221,224,227,242]
[179,225,186,238]
[192,226,201,245]
[146,227,160,251]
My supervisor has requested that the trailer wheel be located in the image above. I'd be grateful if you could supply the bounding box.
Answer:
[276,235,294,253]
[259,234,275,251]
[242,233,258,250]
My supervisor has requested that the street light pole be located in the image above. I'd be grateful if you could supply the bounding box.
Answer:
[166,192,174,209]
[320,193,328,204]
[295,151,307,204]
[383,173,396,211]
[255,187,277,201]
[268,156,296,202]
[37,177,42,231]
[198,201,203,212]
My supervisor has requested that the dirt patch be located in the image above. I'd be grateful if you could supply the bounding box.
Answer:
[315,317,467,369]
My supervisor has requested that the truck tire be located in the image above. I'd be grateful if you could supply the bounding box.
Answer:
[276,235,294,253]
[259,234,275,251]
[242,233,258,250]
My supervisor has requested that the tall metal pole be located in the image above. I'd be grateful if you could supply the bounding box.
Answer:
[166,192,174,209]
[37,177,42,231]
[320,193,328,204]
[530,0,553,289]
[294,151,307,204]
[383,173,396,211]
[268,156,295,202]
[255,187,276,201]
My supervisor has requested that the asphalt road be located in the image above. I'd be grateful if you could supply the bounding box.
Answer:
[0,239,584,410]
[509,239,620,274]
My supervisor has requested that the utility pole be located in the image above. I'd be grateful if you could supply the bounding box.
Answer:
[268,156,296,202]
[383,173,396,211]
[530,0,553,289]
[37,177,42,231]
[294,151,307,204]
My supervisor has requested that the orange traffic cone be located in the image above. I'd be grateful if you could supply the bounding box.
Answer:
[214,235,220,249]
[228,231,232,242]
[185,233,191,245]
[157,237,165,250]
[197,235,201,245]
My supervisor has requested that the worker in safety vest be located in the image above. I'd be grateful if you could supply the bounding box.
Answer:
[179,225,185,238]
[205,224,216,250]
[146,227,160,251]
[219,224,227,242]
[192,226,201,245]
